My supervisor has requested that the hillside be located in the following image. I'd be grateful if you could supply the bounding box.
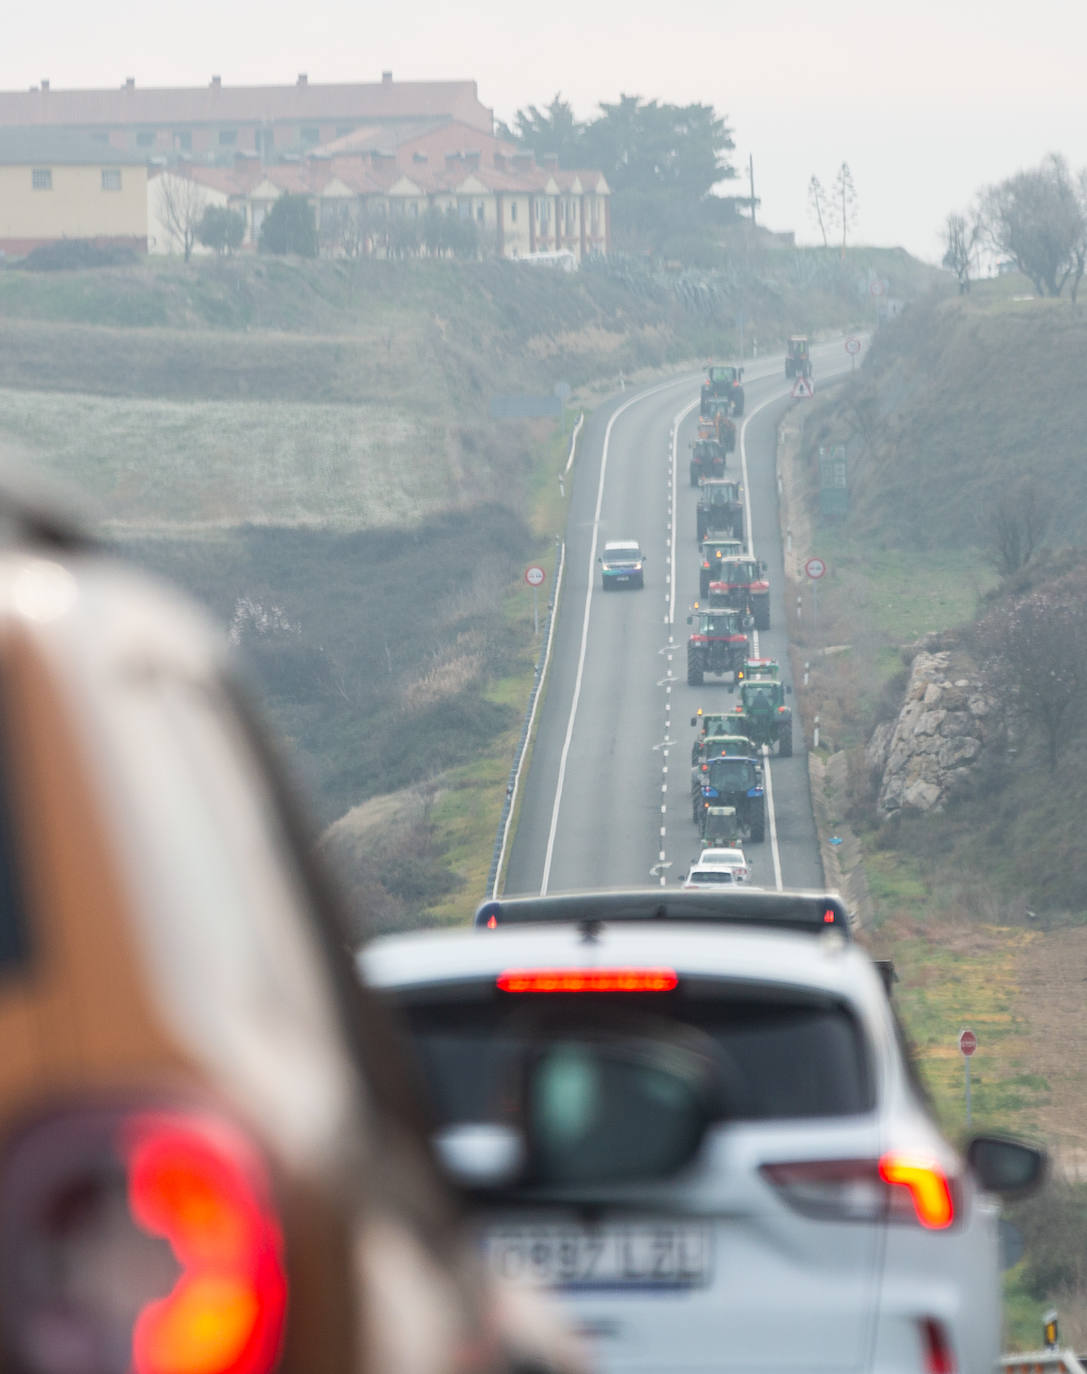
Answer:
[0,245,944,929]
[785,279,1087,1347]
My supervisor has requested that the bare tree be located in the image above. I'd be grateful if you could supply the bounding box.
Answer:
[319,201,368,258]
[808,175,829,247]
[979,153,1086,296]
[155,172,209,262]
[983,480,1052,576]
[941,211,982,293]
[829,162,858,257]
[977,571,1087,768]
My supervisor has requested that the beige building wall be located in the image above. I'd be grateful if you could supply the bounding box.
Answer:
[147,172,228,255]
[499,193,532,257]
[0,163,147,247]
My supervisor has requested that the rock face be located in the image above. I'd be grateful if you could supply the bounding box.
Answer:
[866,651,996,816]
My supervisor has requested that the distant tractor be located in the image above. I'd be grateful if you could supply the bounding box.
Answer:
[692,754,766,842]
[785,336,813,380]
[686,605,750,686]
[699,805,744,849]
[698,537,745,596]
[700,364,746,418]
[706,554,771,630]
[689,435,728,486]
[689,707,746,763]
[696,478,744,542]
[702,400,737,453]
[729,675,794,757]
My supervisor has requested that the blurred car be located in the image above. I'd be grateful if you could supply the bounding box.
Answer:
[684,847,751,886]
[361,889,1046,1374]
[597,541,645,589]
[0,477,584,1374]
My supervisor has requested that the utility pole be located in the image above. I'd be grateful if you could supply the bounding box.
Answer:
[748,154,757,229]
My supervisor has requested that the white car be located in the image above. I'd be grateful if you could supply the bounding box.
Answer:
[361,889,1045,1374]
[685,846,751,886]
[598,540,646,589]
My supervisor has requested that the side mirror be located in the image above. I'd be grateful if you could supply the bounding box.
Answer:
[686,615,693,625]
[967,1136,1047,1198]
[760,560,767,573]
[596,556,602,563]
[690,716,698,727]
[786,685,792,696]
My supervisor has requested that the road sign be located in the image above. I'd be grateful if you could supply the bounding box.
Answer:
[524,565,546,587]
[791,376,815,399]
[869,279,885,297]
[959,1028,978,1057]
[805,557,826,581]
[845,337,861,355]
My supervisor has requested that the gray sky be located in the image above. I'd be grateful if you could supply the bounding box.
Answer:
[4,0,1084,261]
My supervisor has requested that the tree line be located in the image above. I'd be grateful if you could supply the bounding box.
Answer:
[943,153,1087,299]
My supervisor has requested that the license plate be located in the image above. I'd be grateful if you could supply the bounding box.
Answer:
[483,1223,712,1289]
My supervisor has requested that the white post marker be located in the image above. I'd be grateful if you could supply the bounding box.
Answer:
[959,1027,977,1125]
[805,556,826,634]
[524,564,546,636]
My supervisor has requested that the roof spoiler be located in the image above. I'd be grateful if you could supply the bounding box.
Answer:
[475,889,854,940]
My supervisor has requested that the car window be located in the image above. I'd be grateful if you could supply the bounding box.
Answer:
[402,991,874,1128]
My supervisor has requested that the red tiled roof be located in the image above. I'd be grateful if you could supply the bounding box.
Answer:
[0,77,492,133]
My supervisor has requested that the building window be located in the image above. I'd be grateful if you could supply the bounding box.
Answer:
[335,125,353,138]
[31,168,52,191]
[476,203,484,223]
[219,129,237,146]
[91,131,110,144]
[510,201,518,223]
[136,130,154,148]
[101,169,122,191]
[174,130,192,153]
[301,126,320,145]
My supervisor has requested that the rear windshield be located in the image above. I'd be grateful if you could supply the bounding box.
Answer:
[400,990,873,1127]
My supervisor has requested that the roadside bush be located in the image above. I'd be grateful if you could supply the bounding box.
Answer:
[197,205,246,257]
[259,195,318,257]
[22,238,140,271]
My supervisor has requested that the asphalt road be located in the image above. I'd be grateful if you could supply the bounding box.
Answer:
[503,341,858,897]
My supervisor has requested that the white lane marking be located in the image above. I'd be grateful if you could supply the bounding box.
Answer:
[540,369,703,894]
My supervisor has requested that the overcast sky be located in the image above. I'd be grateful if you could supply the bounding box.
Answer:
[3,0,1084,262]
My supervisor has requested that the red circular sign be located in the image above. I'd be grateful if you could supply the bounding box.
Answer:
[845,337,861,355]
[805,557,826,581]
[524,565,546,587]
[959,1029,978,1057]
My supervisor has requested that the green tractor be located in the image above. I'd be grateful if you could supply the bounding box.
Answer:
[691,731,756,768]
[692,754,766,842]
[700,364,746,418]
[729,675,794,757]
[689,707,747,763]
[699,805,744,849]
[696,477,744,542]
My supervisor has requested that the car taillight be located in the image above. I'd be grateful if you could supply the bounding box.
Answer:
[0,1105,288,1374]
[497,968,678,993]
[762,1155,957,1229]
[879,1154,955,1229]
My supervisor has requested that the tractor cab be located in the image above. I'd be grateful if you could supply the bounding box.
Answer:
[701,732,756,759]
[708,365,743,386]
[739,658,782,682]
[786,336,813,380]
[701,755,763,799]
[689,605,748,639]
[700,805,743,848]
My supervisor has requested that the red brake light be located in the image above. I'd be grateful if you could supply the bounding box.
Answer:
[0,1106,287,1374]
[920,1318,957,1374]
[485,914,498,928]
[497,968,678,994]
[823,909,836,923]
[878,1155,955,1229]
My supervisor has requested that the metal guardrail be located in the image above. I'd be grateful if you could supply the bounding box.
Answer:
[486,411,583,897]
[1002,1352,1087,1374]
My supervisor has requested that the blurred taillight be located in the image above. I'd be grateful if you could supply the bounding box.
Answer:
[0,1106,287,1374]
[879,1154,955,1229]
[762,1155,957,1229]
[920,1318,957,1374]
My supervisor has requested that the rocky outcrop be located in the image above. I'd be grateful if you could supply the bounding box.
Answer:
[866,651,996,816]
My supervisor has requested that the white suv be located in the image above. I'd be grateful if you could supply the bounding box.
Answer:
[361,889,1045,1374]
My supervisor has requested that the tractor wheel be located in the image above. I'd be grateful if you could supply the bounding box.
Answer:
[689,463,700,487]
[700,572,710,597]
[696,515,707,542]
[755,600,770,631]
[778,726,793,758]
[785,360,794,380]
[734,517,744,542]
[733,393,745,417]
[687,646,704,687]
[692,795,702,825]
[749,806,766,843]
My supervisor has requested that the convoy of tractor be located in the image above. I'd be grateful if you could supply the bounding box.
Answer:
[681,360,798,862]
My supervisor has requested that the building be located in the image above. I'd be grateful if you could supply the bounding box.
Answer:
[149,130,610,261]
[0,129,147,255]
[0,73,493,161]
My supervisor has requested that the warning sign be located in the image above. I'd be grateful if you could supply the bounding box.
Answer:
[792,376,815,399]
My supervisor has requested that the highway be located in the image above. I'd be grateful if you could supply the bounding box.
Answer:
[503,340,855,896]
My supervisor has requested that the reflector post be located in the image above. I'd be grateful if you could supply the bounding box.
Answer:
[497,968,678,994]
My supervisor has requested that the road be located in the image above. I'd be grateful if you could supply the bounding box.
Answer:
[503,341,856,897]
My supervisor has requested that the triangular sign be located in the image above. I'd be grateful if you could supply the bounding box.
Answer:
[792,376,815,399]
